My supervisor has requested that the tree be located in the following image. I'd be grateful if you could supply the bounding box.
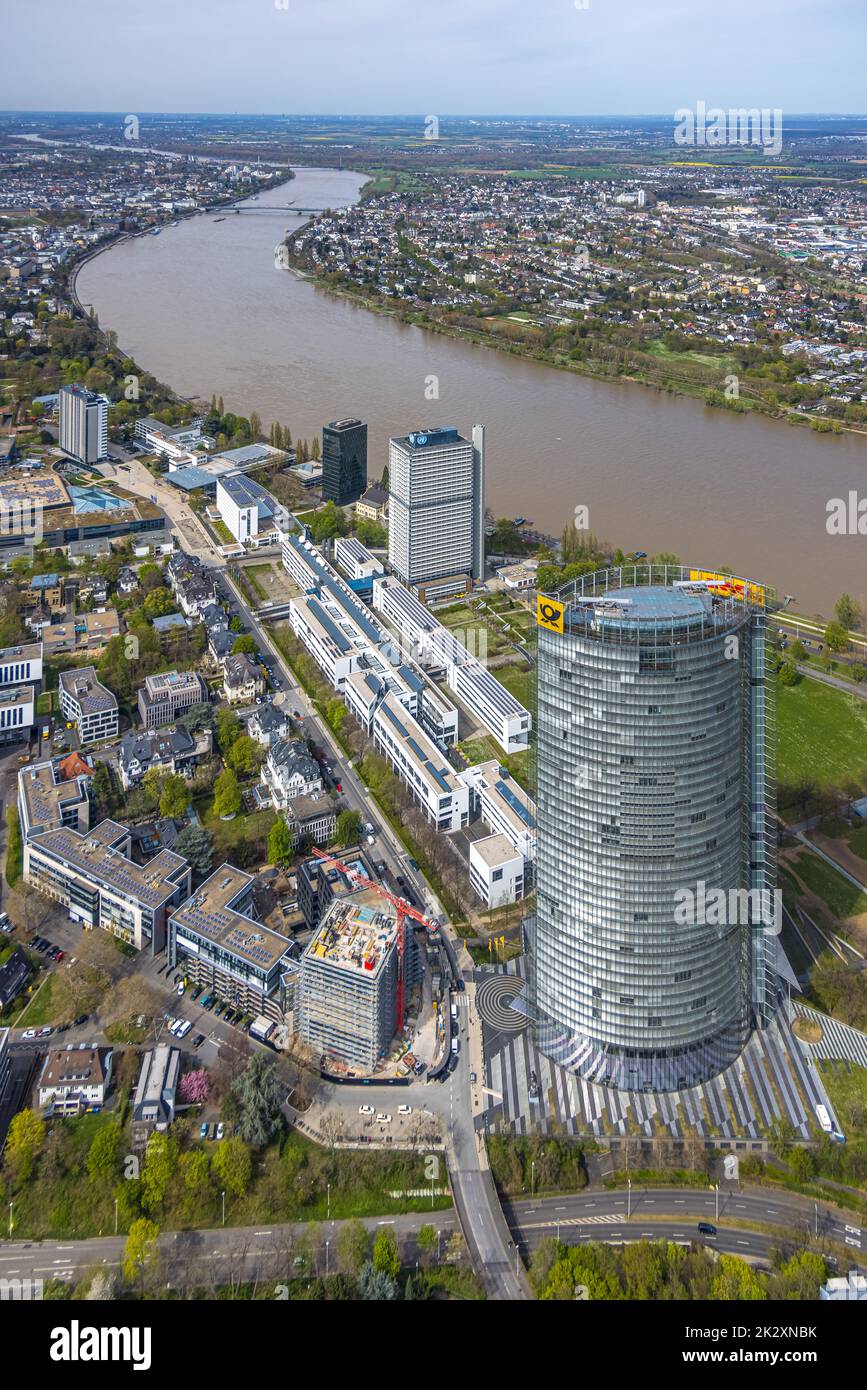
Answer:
[142,586,175,620]
[232,634,257,656]
[267,815,295,866]
[141,1131,177,1212]
[824,621,849,653]
[357,1262,399,1300]
[86,1119,122,1185]
[416,1224,438,1267]
[231,1053,284,1147]
[122,1218,160,1285]
[778,659,801,686]
[835,594,860,631]
[211,1136,253,1197]
[788,1145,817,1183]
[179,702,212,735]
[227,735,264,777]
[336,1218,371,1276]
[213,768,241,819]
[372,1227,401,1280]
[178,1070,209,1104]
[710,1253,767,1301]
[159,773,190,819]
[335,808,362,845]
[4,1109,45,1183]
[216,707,241,754]
[171,824,214,877]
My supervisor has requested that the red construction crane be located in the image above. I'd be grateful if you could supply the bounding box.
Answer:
[311,847,440,1037]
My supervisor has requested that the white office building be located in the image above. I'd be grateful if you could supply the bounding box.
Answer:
[333,536,385,585]
[372,576,531,755]
[459,759,537,862]
[216,475,278,547]
[59,385,108,464]
[58,667,118,745]
[387,425,485,601]
[0,642,43,689]
[469,833,526,908]
[372,692,468,832]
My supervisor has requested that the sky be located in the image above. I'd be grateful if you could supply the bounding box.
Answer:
[7,0,866,116]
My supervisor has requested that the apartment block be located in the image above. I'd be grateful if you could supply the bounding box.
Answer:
[168,865,294,1022]
[24,819,191,954]
[58,667,118,745]
[138,670,208,730]
[18,757,92,841]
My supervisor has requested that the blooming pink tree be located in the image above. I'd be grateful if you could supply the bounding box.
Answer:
[178,1070,209,1104]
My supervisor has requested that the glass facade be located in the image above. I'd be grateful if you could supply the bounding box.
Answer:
[322,419,367,506]
[528,565,777,1092]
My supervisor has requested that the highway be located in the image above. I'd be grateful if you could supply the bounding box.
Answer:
[0,1187,859,1290]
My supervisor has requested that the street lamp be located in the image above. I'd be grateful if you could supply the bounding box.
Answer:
[437,1229,441,1262]
[627,1177,632,1219]
[114,1197,119,1235]
[325,1239,330,1277]
[221,1190,226,1227]
[531,1159,535,1195]
[327,1183,331,1221]
[714,1183,719,1222]
[8,1201,12,1237]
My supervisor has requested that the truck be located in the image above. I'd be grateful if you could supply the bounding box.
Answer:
[249,1014,275,1046]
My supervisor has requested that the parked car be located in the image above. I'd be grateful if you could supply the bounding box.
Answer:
[176,981,185,995]
[376,1113,392,1124]
[39,1026,52,1037]
[216,1123,225,1140]
[200,1122,208,1139]
[359,1104,374,1115]
[397,1104,412,1116]
[74,1014,88,1026]
[22,1028,36,1039]
[193,1033,205,1049]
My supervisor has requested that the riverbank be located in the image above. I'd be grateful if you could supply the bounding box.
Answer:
[280,249,866,441]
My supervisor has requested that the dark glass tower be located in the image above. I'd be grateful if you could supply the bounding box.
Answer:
[322,419,368,505]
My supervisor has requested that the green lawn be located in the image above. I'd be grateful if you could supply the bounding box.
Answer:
[819,1060,867,1143]
[15,973,58,1027]
[196,798,276,863]
[790,850,867,921]
[494,662,534,711]
[777,676,867,797]
[645,339,738,371]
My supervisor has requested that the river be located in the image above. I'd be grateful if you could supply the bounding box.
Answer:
[76,167,867,617]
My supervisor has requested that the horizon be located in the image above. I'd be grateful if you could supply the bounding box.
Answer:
[5,0,865,115]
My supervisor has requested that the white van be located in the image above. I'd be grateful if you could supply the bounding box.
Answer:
[451,1038,459,1055]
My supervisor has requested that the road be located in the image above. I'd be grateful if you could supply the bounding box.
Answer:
[85,458,525,1295]
[0,1186,859,1289]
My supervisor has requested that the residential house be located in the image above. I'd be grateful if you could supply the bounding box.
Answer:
[37,1045,113,1116]
[222,652,264,705]
[118,725,201,790]
[260,736,322,809]
[248,703,291,747]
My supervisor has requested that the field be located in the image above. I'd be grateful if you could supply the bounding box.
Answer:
[645,339,739,372]
[777,676,867,800]
[788,850,867,922]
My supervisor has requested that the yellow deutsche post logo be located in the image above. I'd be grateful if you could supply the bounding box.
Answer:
[536,596,565,633]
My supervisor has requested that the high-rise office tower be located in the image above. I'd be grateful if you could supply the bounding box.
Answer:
[322,418,367,505]
[387,424,485,602]
[59,384,109,464]
[530,564,777,1092]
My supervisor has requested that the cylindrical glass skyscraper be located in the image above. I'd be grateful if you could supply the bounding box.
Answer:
[529,564,777,1092]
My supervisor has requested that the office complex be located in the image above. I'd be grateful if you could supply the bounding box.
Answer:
[138,670,208,730]
[58,667,118,745]
[322,418,367,506]
[18,757,92,841]
[299,889,417,1071]
[387,425,485,600]
[529,564,777,1092]
[24,818,191,954]
[215,474,278,547]
[58,384,109,464]
[168,865,294,1022]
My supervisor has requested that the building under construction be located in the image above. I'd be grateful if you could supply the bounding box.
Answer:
[298,888,419,1071]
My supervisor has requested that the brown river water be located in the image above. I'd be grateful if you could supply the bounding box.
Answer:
[77,167,867,617]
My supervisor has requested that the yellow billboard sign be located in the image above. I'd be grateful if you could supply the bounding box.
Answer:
[689,570,765,607]
[537,595,565,633]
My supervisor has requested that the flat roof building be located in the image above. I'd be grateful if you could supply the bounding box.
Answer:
[387,424,484,601]
[530,564,777,1092]
[59,384,108,465]
[18,757,92,842]
[138,670,207,730]
[24,819,191,954]
[168,865,294,1022]
[322,418,367,506]
[372,692,468,832]
[59,667,118,745]
[299,890,408,1071]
